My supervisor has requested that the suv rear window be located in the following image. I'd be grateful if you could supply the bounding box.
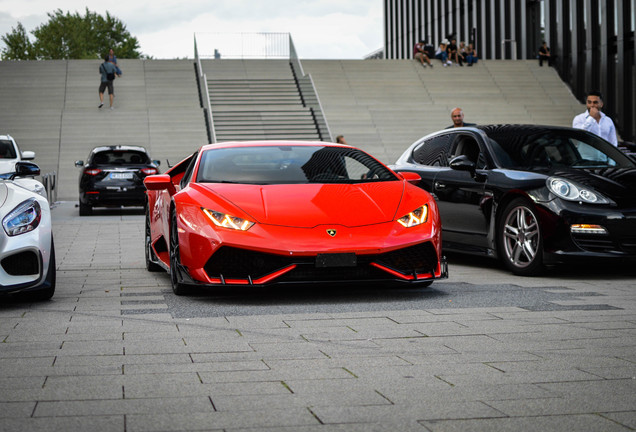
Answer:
[91,150,149,165]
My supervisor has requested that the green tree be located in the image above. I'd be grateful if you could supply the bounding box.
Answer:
[1,23,36,60]
[1,8,141,60]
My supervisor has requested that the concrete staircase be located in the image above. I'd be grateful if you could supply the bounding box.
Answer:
[303,59,585,162]
[0,59,208,201]
[201,60,323,141]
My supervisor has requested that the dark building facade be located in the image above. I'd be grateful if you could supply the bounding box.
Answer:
[383,0,635,142]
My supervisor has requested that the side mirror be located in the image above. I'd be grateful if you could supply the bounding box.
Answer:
[21,151,35,161]
[398,171,422,185]
[144,174,176,195]
[74,160,84,167]
[152,159,161,166]
[449,155,476,173]
[450,155,486,182]
[13,161,40,178]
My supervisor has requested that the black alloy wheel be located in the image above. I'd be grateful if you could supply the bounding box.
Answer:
[497,198,544,276]
[169,210,189,295]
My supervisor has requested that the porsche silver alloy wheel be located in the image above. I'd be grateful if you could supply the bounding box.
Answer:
[498,198,544,276]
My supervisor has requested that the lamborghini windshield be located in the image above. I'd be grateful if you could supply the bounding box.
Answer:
[196,145,398,184]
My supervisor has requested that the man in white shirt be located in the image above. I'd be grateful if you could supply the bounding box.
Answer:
[572,91,618,146]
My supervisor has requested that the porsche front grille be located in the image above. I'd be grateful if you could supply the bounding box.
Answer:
[572,233,636,254]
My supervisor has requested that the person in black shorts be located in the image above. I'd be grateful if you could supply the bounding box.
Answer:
[98,55,117,109]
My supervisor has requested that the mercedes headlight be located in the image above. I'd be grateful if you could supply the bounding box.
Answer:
[397,205,429,227]
[3,198,42,236]
[547,177,611,204]
[202,208,254,231]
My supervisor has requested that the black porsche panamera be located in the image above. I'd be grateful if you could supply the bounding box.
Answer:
[390,124,636,276]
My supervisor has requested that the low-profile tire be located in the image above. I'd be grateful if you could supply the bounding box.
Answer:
[79,201,92,216]
[497,198,545,276]
[169,210,190,295]
[145,210,163,272]
[30,236,56,301]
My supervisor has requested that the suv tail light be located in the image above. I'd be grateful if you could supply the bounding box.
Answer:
[83,168,102,176]
[141,168,158,175]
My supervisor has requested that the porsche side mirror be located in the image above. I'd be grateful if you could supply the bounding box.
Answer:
[74,160,84,167]
[13,161,40,178]
[450,155,486,182]
[398,171,422,185]
[449,155,476,172]
[21,151,36,161]
[144,174,176,195]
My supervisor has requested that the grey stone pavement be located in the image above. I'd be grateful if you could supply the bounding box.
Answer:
[1,201,635,432]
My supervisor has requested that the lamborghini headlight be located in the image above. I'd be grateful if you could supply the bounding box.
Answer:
[3,198,42,236]
[202,208,254,231]
[546,177,611,204]
[397,204,429,227]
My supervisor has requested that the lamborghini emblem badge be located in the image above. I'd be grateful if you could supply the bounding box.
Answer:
[326,229,337,237]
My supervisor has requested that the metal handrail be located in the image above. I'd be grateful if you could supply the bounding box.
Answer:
[289,35,333,142]
[194,36,216,143]
[41,171,57,203]
[194,33,290,59]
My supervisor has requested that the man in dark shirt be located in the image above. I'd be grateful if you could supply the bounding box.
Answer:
[446,107,476,128]
[447,38,461,66]
[98,55,118,109]
[538,41,554,66]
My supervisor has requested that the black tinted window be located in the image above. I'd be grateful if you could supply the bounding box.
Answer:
[485,129,635,169]
[91,150,150,165]
[0,140,17,159]
[451,135,488,169]
[412,135,453,166]
[180,152,198,188]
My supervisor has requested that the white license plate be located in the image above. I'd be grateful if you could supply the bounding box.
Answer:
[110,172,133,180]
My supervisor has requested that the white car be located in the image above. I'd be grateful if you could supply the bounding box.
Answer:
[0,134,36,176]
[0,162,55,300]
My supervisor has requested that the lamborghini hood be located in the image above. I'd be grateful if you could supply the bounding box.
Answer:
[194,182,406,228]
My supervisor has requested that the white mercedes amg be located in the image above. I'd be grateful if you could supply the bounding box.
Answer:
[0,162,55,300]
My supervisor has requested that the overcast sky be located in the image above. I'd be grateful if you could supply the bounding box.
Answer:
[0,0,384,59]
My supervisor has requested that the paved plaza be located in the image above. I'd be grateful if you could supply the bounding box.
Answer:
[0,201,635,431]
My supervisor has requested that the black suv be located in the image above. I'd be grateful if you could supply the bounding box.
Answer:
[75,146,160,216]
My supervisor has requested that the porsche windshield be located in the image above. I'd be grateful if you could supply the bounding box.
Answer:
[487,129,635,169]
[196,146,398,184]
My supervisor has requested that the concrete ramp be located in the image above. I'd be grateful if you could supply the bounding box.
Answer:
[0,59,208,201]
[303,59,584,162]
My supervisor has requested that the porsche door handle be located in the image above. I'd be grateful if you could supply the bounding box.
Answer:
[434,181,446,190]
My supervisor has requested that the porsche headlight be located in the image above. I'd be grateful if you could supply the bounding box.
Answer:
[546,177,611,204]
[3,198,42,236]
[397,204,429,227]
[202,208,254,231]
